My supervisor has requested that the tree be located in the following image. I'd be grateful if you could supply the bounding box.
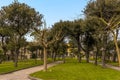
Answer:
[27,43,41,63]
[0,48,3,64]
[65,19,84,62]
[0,1,43,67]
[32,20,64,71]
[49,40,62,61]
[57,41,67,63]
[0,12,11,61]
[83,26,95,63]
[84,0,120,66]
[50,20,68,61]
[83,17,106,64]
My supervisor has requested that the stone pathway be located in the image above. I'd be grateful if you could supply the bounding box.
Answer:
[0,61,62,80]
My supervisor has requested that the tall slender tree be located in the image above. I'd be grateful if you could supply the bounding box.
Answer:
[33,20,64,71]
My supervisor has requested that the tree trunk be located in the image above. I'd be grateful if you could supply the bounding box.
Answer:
[24,47,26,59]
[101,33,108,68]
[102,49,106,68]
[11,50,15,62]
[111,30,120,66]
[14,52,18,67]
[86,52,89,63]
[51,51,54,60]
[113,34,120,66]
[44,47,47,71]
[112,52,117,62]
[94,47,98,65]
[107,53,110,61]
[95,52,98,65]
[14,48,19,67]
[53,52,57,62]
[34,51,37,64]
[77,38,81,63]
[0,58,2,64]
[62,54,65,63]
[86,46,89,63]
[40,50,44,61]
[1,36,7,61]
[38,49,41,59]
[20,49,23,60]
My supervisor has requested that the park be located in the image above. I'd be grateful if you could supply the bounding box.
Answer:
[0,0,120,80]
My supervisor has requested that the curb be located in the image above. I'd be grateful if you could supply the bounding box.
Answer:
[0,60,54,75]
[0,64,42,75]
[28,76,42,80]
[28,61,63,80]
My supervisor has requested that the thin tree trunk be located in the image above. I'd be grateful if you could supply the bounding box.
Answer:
[102,49,106,68]
[14,52,18,67]
[0,58,2,64]
[94,47,98,65]
[62,54,65,63]
[86,46,89,63]
[110,30,120,66]
[38,49,41,59]
[35,50,37,64]
[112,52,117,62]
[51,51,54,60]
[95,52,98,65]
[14,48,20,67]
[44,47,47,71]
[11,50,15,62]
[86,52,89,63]
[1,36,7,61]
[23,47,26,59]
[40,50,43,61]
[101,33,107,68]
[113,34,120,66]
[20,49,22,60]
[53,52,57,62]
[77,38,81,63]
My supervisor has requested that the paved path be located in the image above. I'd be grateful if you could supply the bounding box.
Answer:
[90,61,120,71]
[106,64,120,71]
[0,61,119,80]
[0,61,62,80]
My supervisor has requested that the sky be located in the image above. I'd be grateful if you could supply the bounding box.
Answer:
[0,0,90,41]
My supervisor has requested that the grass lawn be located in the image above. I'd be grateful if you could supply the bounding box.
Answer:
[107,62,119,67]
[31,59,120,80]
[0,59,52,74]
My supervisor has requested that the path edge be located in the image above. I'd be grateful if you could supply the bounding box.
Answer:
[28,76,41,80]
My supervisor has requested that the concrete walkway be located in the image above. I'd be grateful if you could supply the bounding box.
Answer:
[0,61,62,80]
[90,61,120,71]
[106,64,120,71]
[0,61,119,80]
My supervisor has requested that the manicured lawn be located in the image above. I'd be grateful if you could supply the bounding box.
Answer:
[107,62,119,67]
[0,59,52,74]
[31,59,120,80]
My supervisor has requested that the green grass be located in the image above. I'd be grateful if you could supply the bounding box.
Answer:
[0,59,52,74]
[31,59,120,80]
[107,62,119,67]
